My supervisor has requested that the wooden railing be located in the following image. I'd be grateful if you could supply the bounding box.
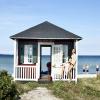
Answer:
[15,65,38,81]
[52,67,76,81]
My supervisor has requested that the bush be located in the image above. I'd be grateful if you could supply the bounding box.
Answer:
[0,70,19,100]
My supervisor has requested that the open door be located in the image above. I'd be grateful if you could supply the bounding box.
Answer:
[52,45,63,67]
[40,45,51,78]
[51,44,68,80]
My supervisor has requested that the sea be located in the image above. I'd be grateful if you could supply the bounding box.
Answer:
[0,54,100,75]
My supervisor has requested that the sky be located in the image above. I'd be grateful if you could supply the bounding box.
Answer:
[0,0,100,55]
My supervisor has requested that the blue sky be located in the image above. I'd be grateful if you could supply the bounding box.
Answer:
[0,0,100,55]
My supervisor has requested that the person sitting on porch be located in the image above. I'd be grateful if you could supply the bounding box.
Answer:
[61,49,76,78]
[64,58,72,75]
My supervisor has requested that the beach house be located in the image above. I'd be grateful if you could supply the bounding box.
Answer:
[10,21,82,82]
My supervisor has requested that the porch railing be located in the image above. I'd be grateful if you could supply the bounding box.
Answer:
[52,67,76,81]
[15,65,38,81]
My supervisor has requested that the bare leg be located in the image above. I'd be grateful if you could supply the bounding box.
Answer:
[67,65,74,80]
[64,63,70,78]
[68,65,74,72]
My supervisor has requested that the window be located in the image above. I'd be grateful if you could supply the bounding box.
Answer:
[19,44,37,65]
[63,45,68,63]
[24,45,33,64]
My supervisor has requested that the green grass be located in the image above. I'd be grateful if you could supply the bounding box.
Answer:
[16,76,100,100]
[46,78,100,100]
[15,81,39,94]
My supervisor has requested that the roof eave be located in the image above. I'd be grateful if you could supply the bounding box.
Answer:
[10,37,82,40]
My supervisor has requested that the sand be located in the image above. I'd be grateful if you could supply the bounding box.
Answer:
[20,87,62,100]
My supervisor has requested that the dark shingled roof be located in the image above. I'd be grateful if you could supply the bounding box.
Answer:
[10,21,82,40]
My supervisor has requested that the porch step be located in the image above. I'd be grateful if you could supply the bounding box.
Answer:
[38,75,52,84]
[38,79,52,84]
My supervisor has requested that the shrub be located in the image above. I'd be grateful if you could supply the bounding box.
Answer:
[0,70,19,100]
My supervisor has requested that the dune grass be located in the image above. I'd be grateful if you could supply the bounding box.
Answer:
[15,81,39,94]
[16,76,100,100]
[46,80,100,100]
[46,76,100,100]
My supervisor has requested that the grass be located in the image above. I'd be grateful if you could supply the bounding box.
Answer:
[46,76,100,100]
[16,76,100,100]
[46,80,100,100]
[15,81,39,94]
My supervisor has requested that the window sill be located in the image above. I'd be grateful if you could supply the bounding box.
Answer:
[18,63,36,66]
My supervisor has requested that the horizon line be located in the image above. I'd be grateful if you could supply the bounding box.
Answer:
[0,53,100,56]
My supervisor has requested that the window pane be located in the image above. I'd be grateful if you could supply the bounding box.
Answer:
[33,45,37,64]
[19,44,24,64]
[63,45,68,63]
[27,45,33,63]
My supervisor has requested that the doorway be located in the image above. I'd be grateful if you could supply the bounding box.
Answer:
[40,45,51,78]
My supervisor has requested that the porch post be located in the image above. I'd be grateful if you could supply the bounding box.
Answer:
[37,42,40,80]
[13,40,18,81]
[75,40,78,83]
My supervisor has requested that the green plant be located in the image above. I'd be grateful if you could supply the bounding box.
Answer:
[0,70,19,100]
[16,81,39,94]
[45,79,100,100]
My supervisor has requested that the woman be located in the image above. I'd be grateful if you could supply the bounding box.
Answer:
[61,49,76,78]
[68,49,76,72]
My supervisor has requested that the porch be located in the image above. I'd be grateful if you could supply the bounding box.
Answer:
[14,66,76,81]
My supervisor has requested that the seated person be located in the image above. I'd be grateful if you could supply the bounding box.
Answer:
[61,49,76,77]
[61,58,72,77]
[47,62,51,75]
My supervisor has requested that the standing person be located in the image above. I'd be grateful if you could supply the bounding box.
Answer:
[96,64,99,76]
[68,49,76,72]
[83,65,86,72]
[86,64,89,74]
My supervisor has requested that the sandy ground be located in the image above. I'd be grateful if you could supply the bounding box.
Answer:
[20,87,62,100]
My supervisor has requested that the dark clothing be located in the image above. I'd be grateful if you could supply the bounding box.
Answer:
[47,62,51,75]
[96,68,99,71]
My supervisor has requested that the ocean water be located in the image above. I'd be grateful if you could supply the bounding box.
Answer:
[0,54,100,74]
[0,54,13,74]
[78,56,100,74]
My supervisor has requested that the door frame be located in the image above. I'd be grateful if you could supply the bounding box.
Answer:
[40,45,52,78]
